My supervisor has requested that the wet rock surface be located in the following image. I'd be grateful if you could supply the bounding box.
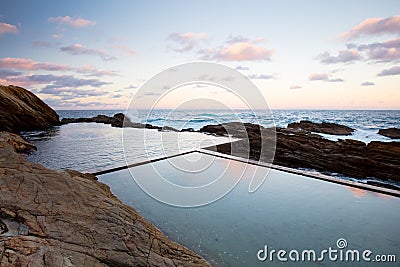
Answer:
[378,127,400,139]
[0,133,210,267]
[0,85,60,132]
[287,120,355,135]
[201,122,400,183]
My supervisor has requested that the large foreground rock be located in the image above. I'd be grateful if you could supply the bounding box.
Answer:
[0,133,210,266]
[0,85,60,132]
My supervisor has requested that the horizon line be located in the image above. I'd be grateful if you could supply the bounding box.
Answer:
[54,108,400,111]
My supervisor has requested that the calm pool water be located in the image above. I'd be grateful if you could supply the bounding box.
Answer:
[24,123,233,172]
[99,152,400,266]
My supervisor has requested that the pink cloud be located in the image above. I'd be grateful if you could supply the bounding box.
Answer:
[77,65,119,76]
[347,37,400,62]
[341,16,400,40]
[60,44,116,61]
[2,73,111,92]
[0,57,118,77]
[0,57,73,71]
[48,16,96,28]
[201,42,273,61]
[368,46,400,61]
[168,32,208,52]
[111,45,136,55]
[0,22,19,35]
[363,38,400,62]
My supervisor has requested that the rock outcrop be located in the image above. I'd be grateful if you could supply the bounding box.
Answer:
[0,133,210,266]
[378,128,400,139]
[0,131,37,154]
[287,120,355,135]
[61,113,194,132]
[0,85,60,132]
[61,113,133,128]
[201,122,400,183]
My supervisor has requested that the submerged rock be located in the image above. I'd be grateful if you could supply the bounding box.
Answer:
[0,133,210,267]
[378,127,400,139]
[287,120,355,135]
[0,85,60,132]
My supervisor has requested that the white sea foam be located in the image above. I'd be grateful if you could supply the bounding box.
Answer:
[316,129,399,144]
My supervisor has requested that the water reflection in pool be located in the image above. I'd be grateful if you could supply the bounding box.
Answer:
[99,152,400,266]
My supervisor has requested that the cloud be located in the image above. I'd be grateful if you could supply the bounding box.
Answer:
[341,16,400,40]
[39,75,111,90]
[200,41,273,61]
[377,66,400,76]
[0,22,19,35]
[348,38,400,62]
[361,81,375,86]
[309,73,329,81]
[48,16,96,28]
[125,85,137,89]
[327,78,344,82]
[289,85,302,89]
[0,57,118,77]
[226,35,249,43]
[248,73,275,79]
[60,44,116,61]
[32,41,54,48]
[309,73,344,82]
[77,65,119,77]
[41,86,107,97]
[111,45,136,55]
[0,69,22,77]
[168,32,208,52]
[52,34,62,39]
[110,94,124,98]
[3,73,111,89]
[0,61,113,90]
[0,57,74,71]
[318,50,361,64]
[235,65,249,70]
[43,98,112,108]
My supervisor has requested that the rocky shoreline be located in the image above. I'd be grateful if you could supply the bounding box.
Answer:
[0,85,210,266]
[0,132,210,266]
[200,122,400,187]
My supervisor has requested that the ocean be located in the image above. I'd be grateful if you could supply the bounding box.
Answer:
[24,109,400,173]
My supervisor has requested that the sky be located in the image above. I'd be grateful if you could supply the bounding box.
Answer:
[0,0,399,110]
